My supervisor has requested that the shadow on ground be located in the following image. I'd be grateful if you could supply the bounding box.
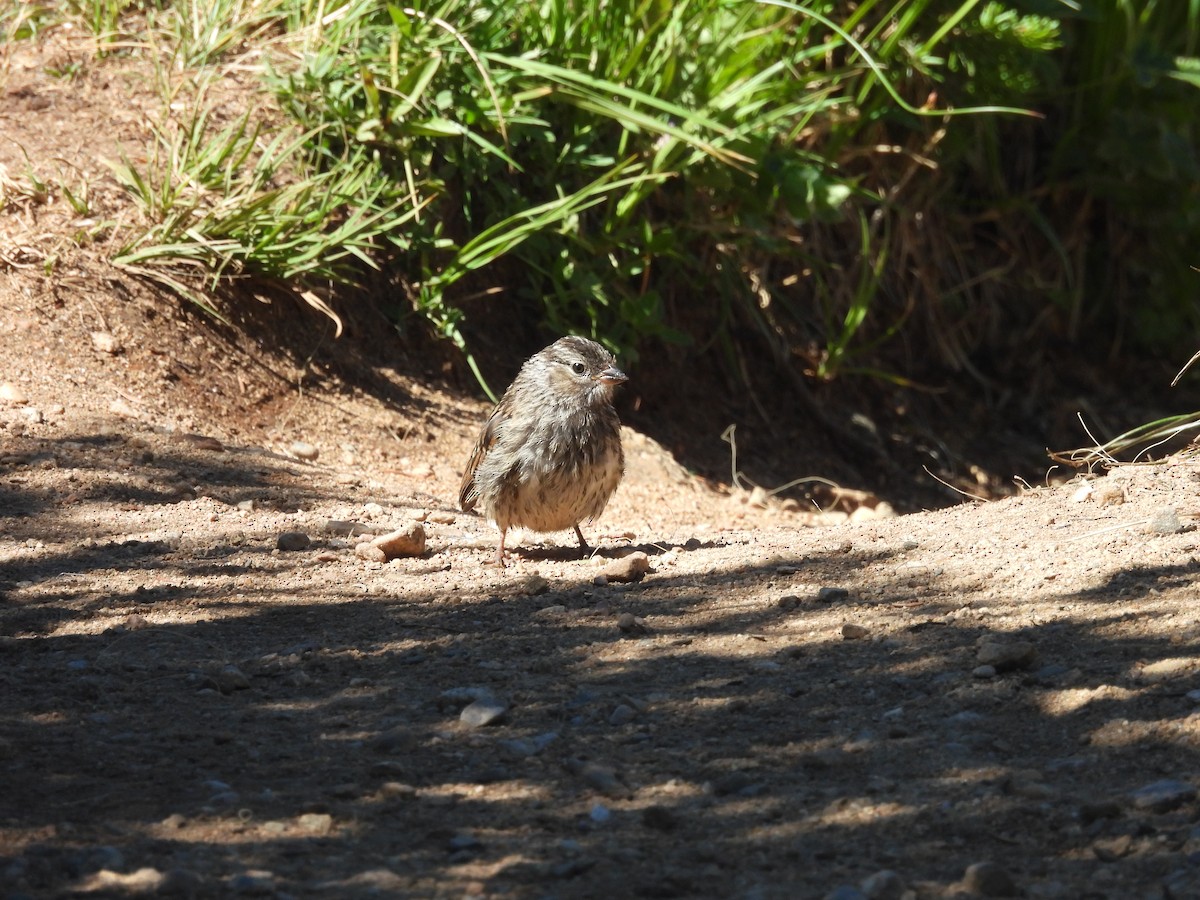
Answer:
[3,432,1200,899]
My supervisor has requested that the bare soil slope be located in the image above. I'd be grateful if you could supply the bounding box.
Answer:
[5,30,1200,900]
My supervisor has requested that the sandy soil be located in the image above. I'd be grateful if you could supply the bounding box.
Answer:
[5,28,1200,900]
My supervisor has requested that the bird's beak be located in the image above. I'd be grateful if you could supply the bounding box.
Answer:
[596,365,628,386]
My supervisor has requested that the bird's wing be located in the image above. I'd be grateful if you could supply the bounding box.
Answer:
[459,406,503,511]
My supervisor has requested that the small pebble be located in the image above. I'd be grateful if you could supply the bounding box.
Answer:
[370,523,427,559]
[515,575,550,596]
[603,552,650,583]
[976,640,1036,671]
[608,704,637,726]
[227,870,276,895]
[961,861,1018,897]
[290,440,319,460]
[109,398,137,418]
[426,511,456,525]
[817,586,849,602]
[209,664,250,694]
[1130,778,1196,812]
[566,759,624,796]
[589,803,611,823]
[460,697,509,728]
[860,869,905,900]
[616,612,648,635]
[1148,505,1184,535]
[0,382,28,404]
[298,812,333,835]
[354,542,388,563]
[90,330,120,353]
[972,665,997,679]
[841,623,869,641]
[325,520,377,536]
[276,531,311,552]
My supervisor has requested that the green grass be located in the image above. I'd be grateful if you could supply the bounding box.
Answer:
[26,0,1200,402]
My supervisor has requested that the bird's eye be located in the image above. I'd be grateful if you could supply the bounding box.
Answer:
[570,361,586,375]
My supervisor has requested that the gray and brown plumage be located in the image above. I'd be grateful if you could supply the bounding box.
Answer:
[459,336,628,566]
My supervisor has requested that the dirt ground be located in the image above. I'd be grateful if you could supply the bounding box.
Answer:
[7,29,1200,900]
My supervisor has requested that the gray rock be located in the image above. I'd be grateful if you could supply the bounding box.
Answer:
[275,531,311,552]
[861,869,905,900]
[1148,505,1184,534]
[1130,778,1196,812]
[208,664,250,694]
[1033,663,1070,683]
[616,612,648,635]
[460,697,509,728]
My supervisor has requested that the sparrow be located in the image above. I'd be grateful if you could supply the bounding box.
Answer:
[459,336,628,566]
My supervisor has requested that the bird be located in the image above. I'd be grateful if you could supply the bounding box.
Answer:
[459,336,628,566]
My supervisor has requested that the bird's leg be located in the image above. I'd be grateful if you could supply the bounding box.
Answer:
[573,524,591,555]
[494,529,508,567]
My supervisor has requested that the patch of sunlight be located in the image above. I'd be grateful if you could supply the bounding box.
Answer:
[806,796,917,828]
[1034,684,1140,716]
